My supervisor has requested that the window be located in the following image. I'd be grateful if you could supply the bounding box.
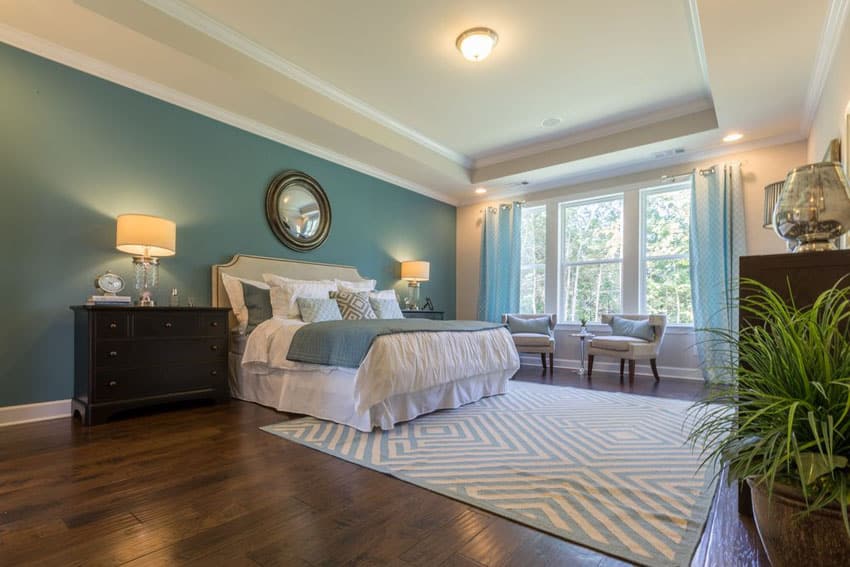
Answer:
[641,185,692,324]
[519,205,546,313]
[559,196,623,322]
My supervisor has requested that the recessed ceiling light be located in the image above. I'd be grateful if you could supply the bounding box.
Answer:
[456,27,499,62]
[723,132,743,143]
[541,117,561,128]
[475,187,488,194]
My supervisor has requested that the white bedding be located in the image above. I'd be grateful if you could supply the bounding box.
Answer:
[241,317,520,414]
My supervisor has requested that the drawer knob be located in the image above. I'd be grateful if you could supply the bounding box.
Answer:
[211,321,219,327]
[109,351,118,358]
[164,322,173,328]
[210,345,219,351]
[108,380,118,387]
[109,322,118,329]
[210,370,218,376]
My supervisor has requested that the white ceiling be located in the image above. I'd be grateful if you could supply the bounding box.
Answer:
[0,0,838,205]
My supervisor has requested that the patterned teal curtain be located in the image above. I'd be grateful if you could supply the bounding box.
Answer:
[689,163,747,382]
[478,203,522,322]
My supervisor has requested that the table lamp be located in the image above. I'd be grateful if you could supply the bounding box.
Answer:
[401,260,430,310]
[116,214,176,306]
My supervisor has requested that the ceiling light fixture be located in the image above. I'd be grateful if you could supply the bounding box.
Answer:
[456,27,499,62]
[723,132,744,143]
[475,187,488,194]
[541,117,561,128]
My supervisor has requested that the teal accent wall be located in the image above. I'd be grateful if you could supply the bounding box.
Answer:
[0,43,456,407]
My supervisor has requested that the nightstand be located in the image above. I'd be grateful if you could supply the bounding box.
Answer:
[70,305,230,425]
[402,310,445,320]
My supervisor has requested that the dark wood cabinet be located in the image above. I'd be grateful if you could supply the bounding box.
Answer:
[71,306,230,425]
[402,310,445,320]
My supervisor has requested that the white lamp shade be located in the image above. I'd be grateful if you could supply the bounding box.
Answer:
[401,260,430,282]
[116,214,176,257]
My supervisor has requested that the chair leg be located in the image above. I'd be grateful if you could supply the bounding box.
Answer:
[650,358,661,381]
[587,355,594,377]
[619,359,625,378]
[549,352,554,373]
[540,353,547,369]
[628,359,636,382]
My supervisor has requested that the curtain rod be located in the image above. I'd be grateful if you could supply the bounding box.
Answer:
[480,200,525,213]
[661,161,744,182]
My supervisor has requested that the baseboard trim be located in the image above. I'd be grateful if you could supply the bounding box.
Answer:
[0,399,72,427]
[519,355,703,381]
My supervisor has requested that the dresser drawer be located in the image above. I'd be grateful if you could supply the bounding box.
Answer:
[94,341,136,369]
[95,313,130,339]
[149,338,228,364]
[165,362,225,391]
[134,312,198,337]
[93,368,152,402]
[198,312,228,337]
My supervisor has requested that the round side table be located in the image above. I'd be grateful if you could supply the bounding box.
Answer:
[571,332,595,375]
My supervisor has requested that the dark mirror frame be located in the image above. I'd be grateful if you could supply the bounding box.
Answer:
[265,170,332,252]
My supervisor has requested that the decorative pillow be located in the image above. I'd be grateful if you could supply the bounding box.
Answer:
[370,298,404,320]
[336,278,376,292]
[264,275,337,319]
[330,290,377,320]
[609,316,655,341]
[297,297,343,323]
[369,289,398,301]
[506,315,551,336]
[221,273,270,333]
[242,282,272,333]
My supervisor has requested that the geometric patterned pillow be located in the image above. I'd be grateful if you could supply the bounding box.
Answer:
[296,297,342,323]
[329,291,377,320]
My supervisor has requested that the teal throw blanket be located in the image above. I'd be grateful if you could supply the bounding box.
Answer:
[287,319,505,368]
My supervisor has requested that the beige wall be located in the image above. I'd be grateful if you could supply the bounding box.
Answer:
[456,140,806,377]
[808,15,850,162]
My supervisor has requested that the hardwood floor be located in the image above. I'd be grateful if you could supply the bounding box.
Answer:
[0,367,768,566]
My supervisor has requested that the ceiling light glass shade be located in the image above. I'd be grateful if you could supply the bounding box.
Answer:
[116,214,176,257]
[773,162,850,252]
[456,28,498,62]
[723,132,743,142]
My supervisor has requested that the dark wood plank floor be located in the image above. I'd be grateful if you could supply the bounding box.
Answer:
[0,367,768,566]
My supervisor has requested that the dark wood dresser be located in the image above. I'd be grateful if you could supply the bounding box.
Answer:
[71,306,230,425]
[402,310,445,320]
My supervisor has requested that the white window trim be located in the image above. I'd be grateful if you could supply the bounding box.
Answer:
[525,178,694,328]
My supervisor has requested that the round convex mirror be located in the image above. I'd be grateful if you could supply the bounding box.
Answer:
[265,170,331,251]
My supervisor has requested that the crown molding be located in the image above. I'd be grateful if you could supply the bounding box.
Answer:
[140,0,472,169]
[0,23,459,207]
[686,0,711,86]
[472,98,715,168]
[801,0,850,134]
[458,131,805,206]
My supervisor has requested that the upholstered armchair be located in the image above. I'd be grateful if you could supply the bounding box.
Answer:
[587,314,667,381]
[502,313,557,372]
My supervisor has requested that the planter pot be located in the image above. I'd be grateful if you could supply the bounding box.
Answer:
[747,477,850,567]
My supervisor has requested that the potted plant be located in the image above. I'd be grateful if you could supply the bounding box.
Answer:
[689,279,850,567]
[579,316,588,334]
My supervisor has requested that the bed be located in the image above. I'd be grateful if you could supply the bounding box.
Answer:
[212,254,520,431]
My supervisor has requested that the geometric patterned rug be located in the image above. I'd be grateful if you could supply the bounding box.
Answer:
[261,382,718,567]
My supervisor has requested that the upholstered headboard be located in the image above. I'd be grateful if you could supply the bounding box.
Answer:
[211,254,369,327]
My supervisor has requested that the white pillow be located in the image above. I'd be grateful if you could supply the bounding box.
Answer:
[262,273,336,289]
[268,281,337,319]
[221,273,270,334]
[370,289,398,300]
[336,278,376,292]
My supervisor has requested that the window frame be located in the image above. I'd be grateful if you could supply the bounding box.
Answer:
[519,204,547,314]
[557,194,625,322]
[638,182,692,321]
[522,176,694,328]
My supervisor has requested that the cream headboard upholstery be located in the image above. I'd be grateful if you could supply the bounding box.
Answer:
[211,254,368,327]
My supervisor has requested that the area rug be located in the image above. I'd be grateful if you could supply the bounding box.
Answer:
[261,382,718,567]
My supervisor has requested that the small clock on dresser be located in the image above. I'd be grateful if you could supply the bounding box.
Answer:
[70,305,231,425]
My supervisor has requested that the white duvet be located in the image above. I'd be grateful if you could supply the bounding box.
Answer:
[241,317,520,413]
